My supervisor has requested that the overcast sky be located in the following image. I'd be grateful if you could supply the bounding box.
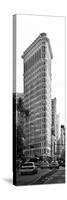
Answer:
[16,14,65,125]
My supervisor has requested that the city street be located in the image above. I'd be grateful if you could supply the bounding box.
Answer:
[16,168,50,186]
[44,167,65,184]
[16,167,65,186]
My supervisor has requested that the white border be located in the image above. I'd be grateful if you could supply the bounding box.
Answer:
[0,0,67,200]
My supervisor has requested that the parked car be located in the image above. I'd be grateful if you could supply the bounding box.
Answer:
[49,160,59,169]
[29,157,40,167]
[40,161,49,169]
[60,160,65,167]
[20,162,38,175]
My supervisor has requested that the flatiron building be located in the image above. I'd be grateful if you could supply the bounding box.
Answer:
[22,33,53,158]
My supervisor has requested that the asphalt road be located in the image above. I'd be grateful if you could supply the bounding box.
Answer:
[16,168,51,186]
[44,167,65,184]
[16,166,65,186]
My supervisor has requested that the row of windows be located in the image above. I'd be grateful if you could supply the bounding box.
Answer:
[24,75,48,88]
[24,149,41,155]
[29,111,50,120]
[24,70,41,84]
[24,102,42,111]
[23,107,51,120]
[24,49,41,73]
[24,46,46,76]
[24,91,48,102]
[25,134,50,144]
[25,130,42,136]
[30,113,41,119]
[24,93,41,102]
[24,60,45,79]
[29,142,50,149]
[31,143,41,148]
[24,72,41,85]
[25,139,50,150]
[32,149,41,154]
[24,125,47,132]
[24,79,42,90]
[24,149,50,156]
[29,105,42,112]
[26,135,46,144]
[24,129,47,136]
[24,66,41,80]
[24,62,51,87]
[24,100,48,111]
[24,64,51,88]
[24,102,51,113]
[24,85,50,97]
[24,66,47,84]
[24,92,49,103]
[24,79,51,95]
[24,118,51,129]
[24,119,41,126]
[24,86,49,98]
[24,84,42,94]
[24,95,41,104]
[24,71,47,86]
[24,115,48,125]
[24,63,47,85]
[29,148,50,154]
[24,111,50,122]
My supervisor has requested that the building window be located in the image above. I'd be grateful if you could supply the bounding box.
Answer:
[24,49,41,73]
[44,149,46,153]
[42,46,45,52]
[42,46,45,58]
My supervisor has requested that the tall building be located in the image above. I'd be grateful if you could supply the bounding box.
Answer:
[51,98,57,159]
[56,114,60,158]
[57,137,61,158]
[56,114,60,141]
[57,125,65,159]
[22,33,53,158]
[60,125,65,154]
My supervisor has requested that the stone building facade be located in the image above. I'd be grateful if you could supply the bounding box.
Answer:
[22,33,53,158]
[51,98,57,159]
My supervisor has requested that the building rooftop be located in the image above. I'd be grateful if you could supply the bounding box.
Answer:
[22,33,53,59]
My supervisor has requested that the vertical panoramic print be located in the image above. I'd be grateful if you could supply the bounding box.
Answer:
[13,14,65,185]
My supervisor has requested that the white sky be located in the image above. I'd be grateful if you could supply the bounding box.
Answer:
[16,14,65,125]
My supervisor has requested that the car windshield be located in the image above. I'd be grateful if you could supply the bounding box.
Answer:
[51,161,58,164]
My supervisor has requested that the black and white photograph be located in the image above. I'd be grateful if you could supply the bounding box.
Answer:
[13,14,65,186]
